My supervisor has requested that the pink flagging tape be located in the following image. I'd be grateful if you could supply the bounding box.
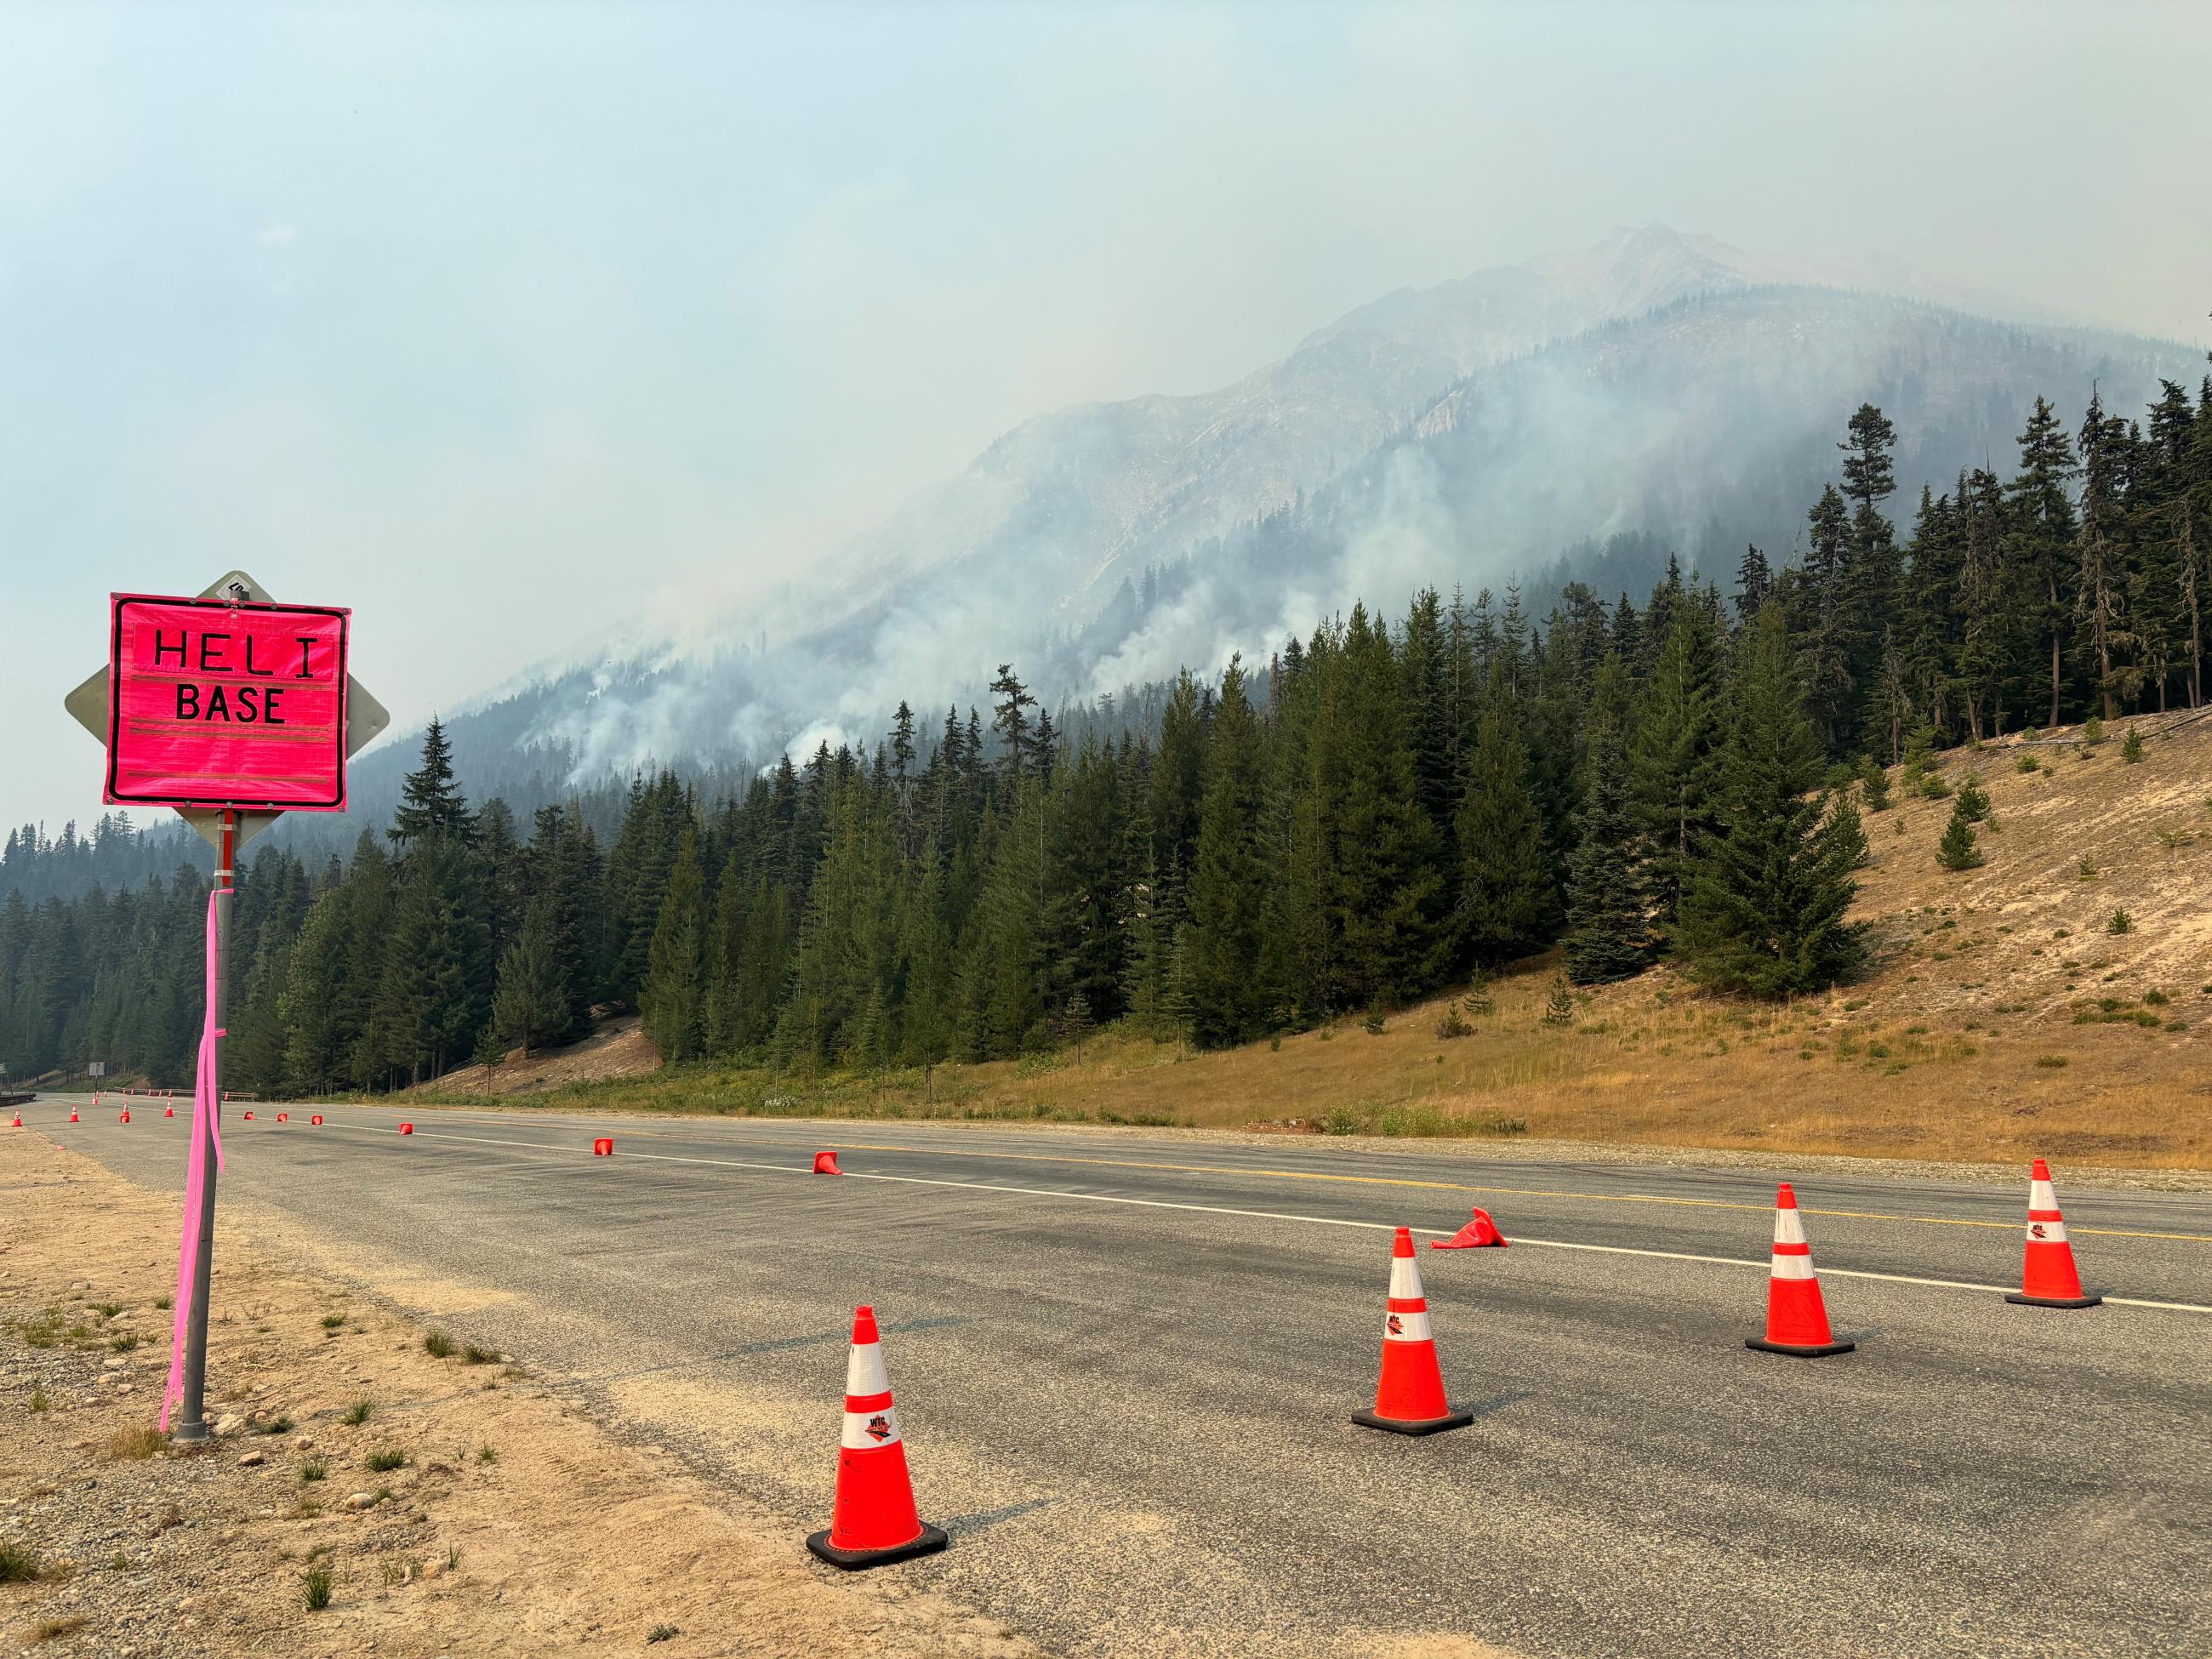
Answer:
[160,891,227,1434]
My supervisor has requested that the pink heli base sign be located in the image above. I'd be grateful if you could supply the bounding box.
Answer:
[105,593,351,812]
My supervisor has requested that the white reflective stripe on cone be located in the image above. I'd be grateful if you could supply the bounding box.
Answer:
[2030,1179,2059,1211]
[841,1405,904,1451]
[1769,1251,1816,1280]
[2027,1219,2069,1243]
[1388,1254,1424,1301]
[1382,1308,1434,1343]
[846,1341,890,1398]
[1774,1206,1808,1247]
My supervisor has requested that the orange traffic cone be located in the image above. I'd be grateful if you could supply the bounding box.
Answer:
[276,1112,288,1123]
[68,1109,79,1123]
[310,1114,323,1126]
[398,1122,414,1136]
[806,1306,948,1570]
[813,1149,843,1175]
[118,1109,130,1124]
[1747,1183,1854,1357]
[1429,1206,1508,1250]
[164,1104,174,1118]
[242,1111,254,1120]
[10,1113,20,1129]
[2006,1159,2102,1309]
[592,1137,613,1156]
[1353,1227,1474,1434]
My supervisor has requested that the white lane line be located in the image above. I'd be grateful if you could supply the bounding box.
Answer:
[298,1120,2212,1315]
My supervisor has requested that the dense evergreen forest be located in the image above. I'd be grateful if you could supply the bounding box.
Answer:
[4,373,2209,1092]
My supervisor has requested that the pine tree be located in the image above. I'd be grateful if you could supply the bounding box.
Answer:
[1680,607,1867,996]
[1455,694,1550,967]
[1563,698,1652,984]
[493,897,570,1059]
[2007,396,2080,728]
[643,828,709,1063]
[1937,799,1984,870]
[1184,658,1270,1047]
[389,718,474,852]
[1629,612,1719,930]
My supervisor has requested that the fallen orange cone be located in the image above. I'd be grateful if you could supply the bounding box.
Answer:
[398,1122,414,1136]
[593,1137,613,1157]
[1429,1206,1508,1249]
[276,1112,288,1123]
[2007,1158,2102,1310]
[806,1306,948,1570]
[813,1149,843,1175]
[310,1114,323,1126]
[242,1111,255,1120]
[1747,1183,1853,1358]
[1354,1227,1474,1434]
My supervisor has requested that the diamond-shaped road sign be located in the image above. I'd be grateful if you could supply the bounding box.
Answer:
[65,569,390,856]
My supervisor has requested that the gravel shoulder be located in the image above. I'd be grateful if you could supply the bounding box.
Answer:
[0,1132,1041,1658]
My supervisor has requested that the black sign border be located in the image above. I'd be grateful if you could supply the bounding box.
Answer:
[105,593,353,812]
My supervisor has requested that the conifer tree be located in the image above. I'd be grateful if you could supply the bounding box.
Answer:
[1563,697,1652,984]
[1184,658,1269,1047]
[642,827,708,1062]
[1680,607,1867,995]
[493,897,569,1059]
[1455,691,1550,967]
[1937,799,1984,870]
[1629,612,1719,930]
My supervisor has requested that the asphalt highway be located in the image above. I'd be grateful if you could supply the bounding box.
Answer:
[25,1096,2212,1658]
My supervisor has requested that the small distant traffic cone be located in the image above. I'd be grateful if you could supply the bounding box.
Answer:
[2006,1159,2102,1309]
[164,1104,174,1118]
[118,1109,130,1124]
[310,1115,323,1126]
[276,1112,288,1122]
[1747,1183,1854,1358]
[398,1122,414,1136]
[813,1149,843,1175]
[68,1109,79,1123]
[592,1137,613,1157]
[1429,1206,1508,1250]
[242,1111,254,1120]
[1353,1227,1474,1434]
[805,1306,948,1570]
[11,1113,21,1128]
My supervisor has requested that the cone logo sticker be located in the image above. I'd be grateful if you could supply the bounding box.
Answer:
[2030,1223,2048,1240]
[1386,1314,1404,1336]
[865,1414,892,1443]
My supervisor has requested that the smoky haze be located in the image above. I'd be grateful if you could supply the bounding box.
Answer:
[3,3,2209,829]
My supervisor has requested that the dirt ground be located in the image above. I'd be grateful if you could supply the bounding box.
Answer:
[0,1132,1040,1658]
[417,1016,661,1099]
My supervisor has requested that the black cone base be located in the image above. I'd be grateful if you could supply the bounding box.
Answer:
[805,1522,949,1571]
[1746,1337,1856,1358]
[2005,1291,2103,1309]
[1351,1407,1475,1436]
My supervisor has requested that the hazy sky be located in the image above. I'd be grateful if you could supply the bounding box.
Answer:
[4,2,2208,830]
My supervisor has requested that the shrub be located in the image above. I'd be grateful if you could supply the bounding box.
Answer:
[341,1399,374,1426]
[462,1343,498,1366]
[423,1331,454,1359]
[321,1314,345,1331]
[2082,715,2105,745]
[1434,1001,1473,1040]
[300,1459,328,1483]
[1954,773,1992,824]
[302,1564,334,1611]
[0,1542,41,1583]
[1360,1005,1387,1035]
[363,1448,408,1473]
[1542,977,1575,1026]
[2035,1055,2069,1069]
[2122,725,2145,763]
[2015,754,2039,773]
[2107,909,2135,935]
[2077,856,2099,880]
[1859,755,1892,811]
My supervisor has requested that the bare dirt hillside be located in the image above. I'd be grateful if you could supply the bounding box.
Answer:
[422,1016,659,1098]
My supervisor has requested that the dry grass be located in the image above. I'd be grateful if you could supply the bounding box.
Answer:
[409,712,2212,1172]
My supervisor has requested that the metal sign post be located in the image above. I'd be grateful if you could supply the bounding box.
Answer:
[66,570,385,1443]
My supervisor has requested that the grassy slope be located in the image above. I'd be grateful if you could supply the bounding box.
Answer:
[436,714,2212,1170]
